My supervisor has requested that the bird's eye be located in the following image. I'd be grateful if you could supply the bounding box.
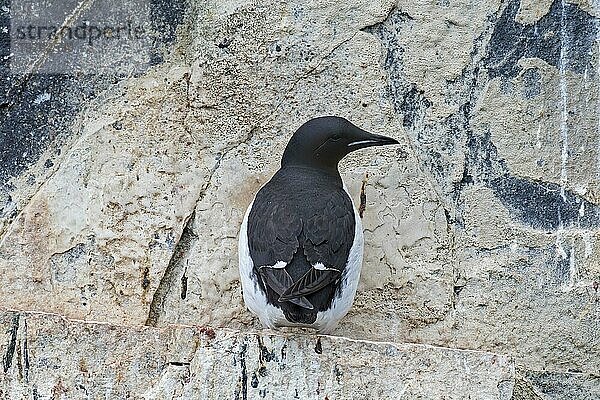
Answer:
[331,134,342,141]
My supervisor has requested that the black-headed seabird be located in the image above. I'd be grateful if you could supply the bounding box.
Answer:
[238,116,399,333]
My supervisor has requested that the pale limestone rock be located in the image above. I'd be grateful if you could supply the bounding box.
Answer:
[0,311,515,399]
[516,0,554,24]
[0,69,204,324]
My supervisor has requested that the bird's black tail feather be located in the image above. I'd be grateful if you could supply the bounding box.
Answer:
[283,308,317,324]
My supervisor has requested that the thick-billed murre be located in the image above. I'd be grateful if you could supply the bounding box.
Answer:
[238,116,399,333]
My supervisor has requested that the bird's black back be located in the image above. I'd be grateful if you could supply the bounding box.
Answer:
[247,166,356,324]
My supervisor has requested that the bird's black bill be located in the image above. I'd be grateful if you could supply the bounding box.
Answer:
[346,133,399,149]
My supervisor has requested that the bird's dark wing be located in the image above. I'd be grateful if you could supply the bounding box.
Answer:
[303,191,355,267]
[248,200,302,266]
[248,199,313,308]
[280,190,355,302]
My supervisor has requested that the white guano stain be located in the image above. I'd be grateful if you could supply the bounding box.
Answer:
[559,0,569,201]
[33,92,51,105]
[583,232,594,259]
[555,226,568,260]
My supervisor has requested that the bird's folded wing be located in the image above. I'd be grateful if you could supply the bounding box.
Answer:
[248,201,302,267]
[303,191,355,271]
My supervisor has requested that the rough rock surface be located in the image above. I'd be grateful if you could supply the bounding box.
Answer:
[0,0,599,397]
[0,310,515,399]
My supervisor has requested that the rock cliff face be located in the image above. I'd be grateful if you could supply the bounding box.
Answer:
[1,311,515,399]
[0,0,598,398]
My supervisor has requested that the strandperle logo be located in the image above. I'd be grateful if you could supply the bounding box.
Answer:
[12,21,147,46]
[9,0,154,74]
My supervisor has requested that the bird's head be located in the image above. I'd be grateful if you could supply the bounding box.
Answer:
[281,116,399,174]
